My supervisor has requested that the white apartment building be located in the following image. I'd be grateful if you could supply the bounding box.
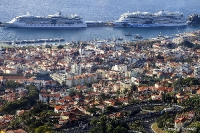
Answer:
[194,65,200,78]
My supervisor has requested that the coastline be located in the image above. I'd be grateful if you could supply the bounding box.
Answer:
[1,28,200,48]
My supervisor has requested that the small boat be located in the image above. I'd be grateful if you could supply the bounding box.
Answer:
[164,35,173,39]
[124,33,132,36]
[157,34,164,38]
[134,34,143,39]
[117,37,123,40]
[132,39,138,41]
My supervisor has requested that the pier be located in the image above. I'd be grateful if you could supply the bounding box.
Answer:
[85,21,113,27]
[0,38,65,45]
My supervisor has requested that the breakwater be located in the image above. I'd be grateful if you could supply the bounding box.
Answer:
[0,38,65,45]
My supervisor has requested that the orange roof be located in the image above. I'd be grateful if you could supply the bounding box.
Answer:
[138,86,148,91]
[116,112,124,117]
[197,89,200,94]
[55,106,62,110]
[64,96,73,101]
[76,85,86,90]
[157,87,173,92]
[175,117,187,123]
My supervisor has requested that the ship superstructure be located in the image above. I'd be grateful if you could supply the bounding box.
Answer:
[5,12,87,28]
[113,10,187,27]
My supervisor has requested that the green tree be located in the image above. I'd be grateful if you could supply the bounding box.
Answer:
[45,44,52,49]
[113,126,127,133]
[34,125,53,133]
[179,40,194,48]
[87,105,98,115]
[57,45,64,49]
[5,80,22,89]
[89,115,129,133]
[0,85,39,114]
[106,106,117,114]
[156,54,164,60]
[123,88,128,95]
[129,120,145,132]
[69,89,76,97]
[130,83,137,91]
[156,112,175,129]
[100,115,107,133]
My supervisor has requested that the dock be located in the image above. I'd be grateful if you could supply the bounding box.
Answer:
[0,38,65,45]
[86,21,113,27]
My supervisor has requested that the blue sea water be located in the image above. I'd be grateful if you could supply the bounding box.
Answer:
[0,0,200,42]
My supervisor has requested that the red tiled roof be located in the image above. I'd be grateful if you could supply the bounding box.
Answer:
[64,96,73,101]
[197,89,200,94]
[55,106,62,111]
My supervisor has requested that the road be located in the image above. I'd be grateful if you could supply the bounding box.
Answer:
[142,116,157,133]
[62,102,176,133]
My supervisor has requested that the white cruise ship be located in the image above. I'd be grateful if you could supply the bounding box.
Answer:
[113,10,187,27]
[5,12,87,28]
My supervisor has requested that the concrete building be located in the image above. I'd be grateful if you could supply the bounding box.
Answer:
[194,66,200,78]
[71,63,82,75]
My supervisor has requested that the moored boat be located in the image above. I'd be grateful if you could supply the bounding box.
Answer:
[113,10,187,27]
[124,33,132,36]
[5,12,87,29]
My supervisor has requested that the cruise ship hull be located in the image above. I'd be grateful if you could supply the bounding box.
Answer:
[113,23,187,27]
[5,23,87,29]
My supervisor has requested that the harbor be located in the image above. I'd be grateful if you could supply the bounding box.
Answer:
[1,25,200,46]
[0,0,200,44]
[0,10,190,29]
